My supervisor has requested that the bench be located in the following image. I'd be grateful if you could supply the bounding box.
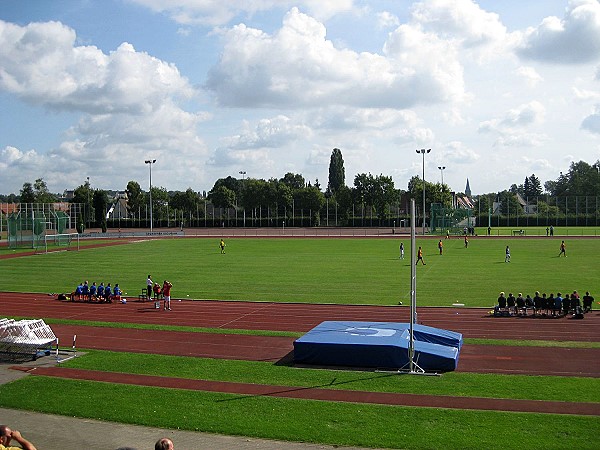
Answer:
[512,230,525,236]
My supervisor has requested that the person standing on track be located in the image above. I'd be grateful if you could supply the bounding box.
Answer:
[162,280,173,311]
[147,274,153,300]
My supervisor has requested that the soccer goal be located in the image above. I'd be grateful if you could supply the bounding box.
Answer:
[40,232,80,253]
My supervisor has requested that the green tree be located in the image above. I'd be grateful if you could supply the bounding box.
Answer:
[280,172,305,190]
[211,176,243,199]
[209,185,236,209]
[294,185,325,226]
[327,148,345,196]
[125,181,144,218]
[92,189,109,226]
[19,182,35,203]
[33,178,57,203]
[170,188,200,215]
[72,180,94,226]
[150,186,169,221]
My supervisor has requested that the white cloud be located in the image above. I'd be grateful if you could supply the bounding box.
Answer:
[307,107,419,131]
[220,115,311,149]
[581,104,600,134]
[516,0,600,64]
[376,11,400,29]
[207,8,465,109]
[0,19,213,193]
[129,0,355,26]
[515,66,543,87]
[0,21,195,114]
[478,101,547,147]
[573,87,600,101]
[442,141,480,163]
[411,0,507,48]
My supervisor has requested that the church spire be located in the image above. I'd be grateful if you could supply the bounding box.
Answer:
[465,178,471,197]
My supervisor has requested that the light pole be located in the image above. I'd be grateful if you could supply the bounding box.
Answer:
[86,176,90,229]
[239,171,246,227]
[438,166,445,186]
[145,159,156,233]
[416,149,431,235]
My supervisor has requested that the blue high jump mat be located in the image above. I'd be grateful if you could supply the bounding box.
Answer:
[293,321,463,372]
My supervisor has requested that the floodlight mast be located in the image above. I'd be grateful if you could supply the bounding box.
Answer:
[409,198,417,373]
[416,149,431,235]
[145,159,156,233]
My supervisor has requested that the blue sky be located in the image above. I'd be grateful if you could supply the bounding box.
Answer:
[1,0,599,196]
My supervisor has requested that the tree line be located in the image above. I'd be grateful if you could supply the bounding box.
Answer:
[2,152,600,228]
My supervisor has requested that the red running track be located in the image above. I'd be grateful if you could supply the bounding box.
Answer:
[2,292,599,377]
[2,292,599,341]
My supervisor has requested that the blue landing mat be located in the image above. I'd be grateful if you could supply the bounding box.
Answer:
[293,321,462,372]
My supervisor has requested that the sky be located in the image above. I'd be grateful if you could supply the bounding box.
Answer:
[1,0,600,197]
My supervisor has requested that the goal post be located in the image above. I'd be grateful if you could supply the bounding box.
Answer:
[41,232,80,253]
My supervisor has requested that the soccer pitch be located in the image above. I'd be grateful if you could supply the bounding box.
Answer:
[0,236,598,307]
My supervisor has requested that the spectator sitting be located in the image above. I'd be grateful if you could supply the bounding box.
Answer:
[525,294,534,314]
[90,282,97,301]
[0,424,37,450]
[516,293,525,315]
[506,293,516,315]
[112,284,122,302]
[546,293,554,316]
[104,283,112,303]
[74,282,84,301]
[561,293,570,316]
[82,281,90,301]
[533,292,543,316]
[97,282,105,299]
[497,292,506,309]
[155,437,174,450]
[553,293,563,316]
[583,291,594,313]
[153,282,162,299]
[570,292,581,314]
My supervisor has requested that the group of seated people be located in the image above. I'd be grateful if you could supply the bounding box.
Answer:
[495,290,594,317]
[72,280,123,303]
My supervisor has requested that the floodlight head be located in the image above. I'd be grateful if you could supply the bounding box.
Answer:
[426,148,431,154]
[144,159,156,164]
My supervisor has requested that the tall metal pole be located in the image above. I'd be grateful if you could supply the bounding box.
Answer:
[409,199,417,373]
[416,149,431,235]
[239,171,246,227]
[86,176,90,229]
[145,159,156,233]
[438,166,445,186]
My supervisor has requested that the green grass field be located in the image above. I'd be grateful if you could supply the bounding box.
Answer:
[1,236,598,306]
[1,235,599,449]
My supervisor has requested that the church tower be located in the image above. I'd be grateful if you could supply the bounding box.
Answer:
[465,178,471,197]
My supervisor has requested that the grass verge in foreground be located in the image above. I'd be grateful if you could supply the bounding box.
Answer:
[61,350,600,403]
[0,377,597,450]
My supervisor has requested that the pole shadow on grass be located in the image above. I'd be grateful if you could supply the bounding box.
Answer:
[216,350,403,403]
